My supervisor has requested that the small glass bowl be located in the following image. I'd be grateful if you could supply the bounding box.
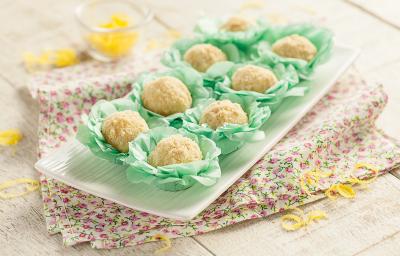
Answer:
[75,0,153,62]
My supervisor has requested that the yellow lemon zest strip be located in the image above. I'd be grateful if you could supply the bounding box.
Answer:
[23,49,79,72]
[300,168,332,195]
[305,210,327,225]
[348,163,379,185]
[281,214,304,231]
[325,184,339,200]
[53,48,79,68]
[0,178,40,199]
[335,184,355,199]
[146,234,172,254]
[281,207,327,231]
[0,129,23,146]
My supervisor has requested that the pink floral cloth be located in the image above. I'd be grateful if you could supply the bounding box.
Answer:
[31,55,400,249]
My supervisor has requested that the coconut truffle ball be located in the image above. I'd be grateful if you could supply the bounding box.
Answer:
[184,44,227,72]
[101,110,149,153]
[148,134,203,167]
[232,65,278,93]
[221,16,251,32]
[141,76,192,116]
[272,34,317,62]
[200,100,248,130]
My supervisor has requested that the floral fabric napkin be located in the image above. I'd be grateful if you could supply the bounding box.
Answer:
[31,54,400,249]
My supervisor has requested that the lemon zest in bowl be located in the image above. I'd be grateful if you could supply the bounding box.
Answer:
[87,13,139,58]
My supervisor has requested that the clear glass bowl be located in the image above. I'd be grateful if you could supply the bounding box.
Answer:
[75,0,153,62]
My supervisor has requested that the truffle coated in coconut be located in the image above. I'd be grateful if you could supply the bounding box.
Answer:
[141,76,192,116]
[272,34,317,61]
[101,110,149,153]
[148,134,203,167]
[184,44,227,72]
[200,100,248,130]
[232,65,278,93]
[220,16,251,32]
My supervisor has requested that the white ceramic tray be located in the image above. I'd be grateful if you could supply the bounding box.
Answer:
[35,45,360,220]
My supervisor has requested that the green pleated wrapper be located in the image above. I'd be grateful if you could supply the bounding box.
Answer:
[194,17,268,47]
[204,61,306,111]
[128,67,211,127]
[124,127,221,191]
[180,93,271,155]
[76,98,168,165]
[256,23,333,79]
[161,35,258,73]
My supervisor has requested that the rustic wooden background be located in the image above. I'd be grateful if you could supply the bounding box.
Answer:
[1,0,400,255]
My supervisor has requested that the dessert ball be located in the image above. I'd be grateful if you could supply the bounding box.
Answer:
[148,134,203,167]
[220,16,250,32]
[102,110,149,153]
[272,34,317,61]
[141,76,192,116]
[200,100,248,130]
[232,65,278,93]
[184,44,227,72]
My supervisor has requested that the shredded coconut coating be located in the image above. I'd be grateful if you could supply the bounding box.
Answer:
[272,34,317,61]
[148,134,203,167]
[141,76,192,116]
[200,100,248,130]
[184,44,227,72]
[102,110,149,153]
[232,65,278,93]
[220,16,250,32]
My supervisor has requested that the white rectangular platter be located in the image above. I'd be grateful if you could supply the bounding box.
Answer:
[35,45,360,220]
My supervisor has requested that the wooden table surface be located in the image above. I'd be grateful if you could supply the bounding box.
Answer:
[1,0,400,255]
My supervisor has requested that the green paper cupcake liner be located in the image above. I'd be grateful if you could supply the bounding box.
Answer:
[161,36,258,73]
[76,98,168,165]
[256,23,333,79]
[180,93,271,155]
[128,66,211,127]
[124,127,221,191]
[194,17,268,47]
[204,60,306,111]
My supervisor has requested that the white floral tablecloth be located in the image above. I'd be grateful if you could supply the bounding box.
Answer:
[30,54,400,248]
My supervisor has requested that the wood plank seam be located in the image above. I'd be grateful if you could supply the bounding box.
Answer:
[343,0,400,30]
[352,229,400,256]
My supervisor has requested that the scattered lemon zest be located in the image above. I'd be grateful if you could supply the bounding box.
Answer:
[23,48,78,72]
[325,163,379,200]
[146,234,172,254]
[281,214,304,231]
[300,168,332,195]
[281,207,327,231]
[0,178,40,199]
[305,210,327,225]
[325,185,339,200]
[53,48,79,68]
[87,13,139,58]
[335,184,355,199]
[348,162,379,185]
[0,129,23,146]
